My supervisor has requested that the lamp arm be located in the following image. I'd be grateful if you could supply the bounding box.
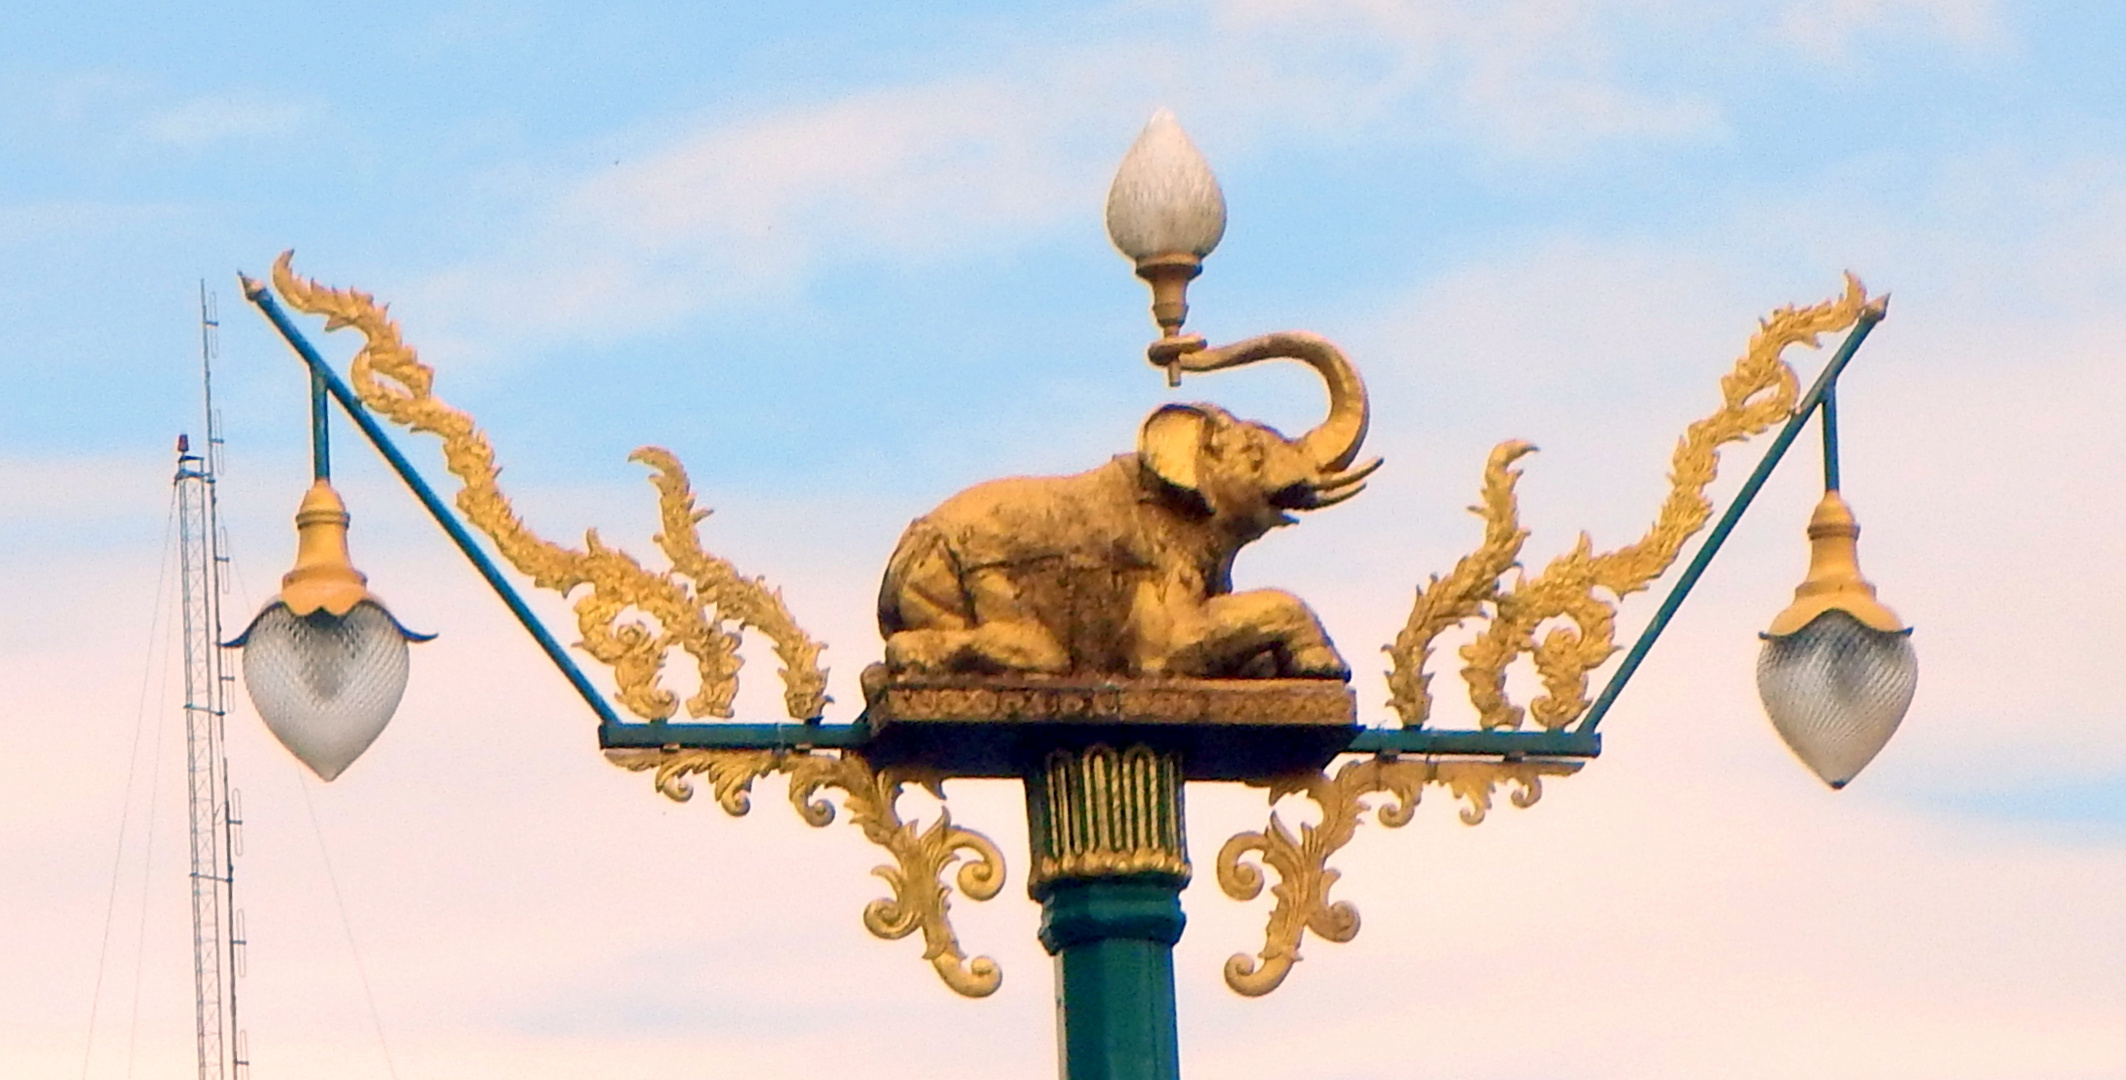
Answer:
[1575,304,1885,737]
[241,276,627,731]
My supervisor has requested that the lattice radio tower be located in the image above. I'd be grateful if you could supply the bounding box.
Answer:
[175,282,248,1080]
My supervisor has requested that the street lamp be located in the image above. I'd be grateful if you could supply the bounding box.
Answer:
[235,110,1914,1080]
[228,355,429,782]
[1757,439,1918,788]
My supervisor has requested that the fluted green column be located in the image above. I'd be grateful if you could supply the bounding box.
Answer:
[1026,745,1188,1080]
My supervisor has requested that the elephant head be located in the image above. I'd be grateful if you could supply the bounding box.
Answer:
[1137,331,1380,541]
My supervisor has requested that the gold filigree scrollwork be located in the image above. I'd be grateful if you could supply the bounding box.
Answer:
[1386,275,1882,731]
[1216,756,1580,996]
[258,252,829,722]
[605,747,1006,997]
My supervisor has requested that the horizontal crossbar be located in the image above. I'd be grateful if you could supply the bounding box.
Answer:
[598,719,1599,762]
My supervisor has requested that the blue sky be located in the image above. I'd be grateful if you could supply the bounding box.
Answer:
[6,2,2126,1078]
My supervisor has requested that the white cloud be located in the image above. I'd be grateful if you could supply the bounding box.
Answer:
[0,455,169,523]
[420,76,1109,341]
[411,0,1763,350]
[406,0,2026,352]
[142,95,308,148]
[1778,0,2007,58]
[1216,0,1728,153]
[45,71,148,125]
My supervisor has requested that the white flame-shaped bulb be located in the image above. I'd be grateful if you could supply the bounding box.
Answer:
[1105,109,1227,262]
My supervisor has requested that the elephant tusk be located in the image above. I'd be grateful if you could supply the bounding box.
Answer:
[1317,457,1384,492]
[1309,482,1368,509]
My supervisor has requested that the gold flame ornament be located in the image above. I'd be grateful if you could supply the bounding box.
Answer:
[1756,491,1917,789]
[231,480,431,780]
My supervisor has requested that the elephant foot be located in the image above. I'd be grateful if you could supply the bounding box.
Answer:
[1285,644,1351,680]
[1157,642,1349,680]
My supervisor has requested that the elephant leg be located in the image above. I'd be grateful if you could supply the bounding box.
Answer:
[1167,589,1348,679]
[885,624,1070,675]
[884,567,1070,675]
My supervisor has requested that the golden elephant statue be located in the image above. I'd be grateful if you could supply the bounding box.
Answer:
[876,332,1377,682]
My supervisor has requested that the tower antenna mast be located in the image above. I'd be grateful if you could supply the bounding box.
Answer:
[175,281,247,1080]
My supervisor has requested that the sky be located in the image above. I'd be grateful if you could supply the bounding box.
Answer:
[5,1,2126,1078]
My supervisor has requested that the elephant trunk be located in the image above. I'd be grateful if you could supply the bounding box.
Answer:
[1177,332,1372,472]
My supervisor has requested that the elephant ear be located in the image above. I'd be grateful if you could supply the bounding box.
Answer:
[1140,404,1210,505]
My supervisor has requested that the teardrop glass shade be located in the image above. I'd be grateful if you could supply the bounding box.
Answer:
[1756,610,1917,789]
[1105,109,1227,261]
[236,599,413,781]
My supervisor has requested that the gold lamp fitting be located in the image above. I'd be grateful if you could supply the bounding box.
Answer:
[1138,254,1209,383]
[279,479,376,617]
[1136,252,1203,340]
[1765,489,1905,637]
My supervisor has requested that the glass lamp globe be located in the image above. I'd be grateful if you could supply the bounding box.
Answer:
[230,480,428,781]
[1106,109,1227,342]
[1756,491,1916,789]
[1105,108,1227,263]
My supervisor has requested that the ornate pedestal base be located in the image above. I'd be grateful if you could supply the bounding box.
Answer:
[1026,743,1190,895]
[863,673,1357,779]
[1027,743,1190,1080]
[855,674,1360,1080]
